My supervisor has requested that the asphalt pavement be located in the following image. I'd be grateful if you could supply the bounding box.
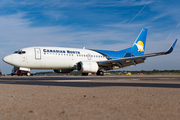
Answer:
[0,75,180,120]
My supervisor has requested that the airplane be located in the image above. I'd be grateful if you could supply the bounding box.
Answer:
[3,28,178,76]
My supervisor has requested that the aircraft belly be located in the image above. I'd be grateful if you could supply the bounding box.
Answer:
[40,56,71,69]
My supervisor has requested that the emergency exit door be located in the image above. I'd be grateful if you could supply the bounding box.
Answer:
[35,48,41,60]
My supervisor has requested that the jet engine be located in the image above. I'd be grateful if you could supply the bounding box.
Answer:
[77,61,99,73]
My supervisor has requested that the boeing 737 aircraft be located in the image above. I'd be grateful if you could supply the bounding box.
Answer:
[3,28,177,76]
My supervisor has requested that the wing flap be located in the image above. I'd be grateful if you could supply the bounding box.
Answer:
[99,57,146,70]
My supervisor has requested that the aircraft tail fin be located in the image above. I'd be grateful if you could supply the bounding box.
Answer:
[131,28,147,56]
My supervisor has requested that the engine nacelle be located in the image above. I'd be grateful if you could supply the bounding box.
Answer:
[54,69,73,73]
[77,61,99,73]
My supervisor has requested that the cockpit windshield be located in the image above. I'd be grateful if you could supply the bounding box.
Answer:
[13,50,26,54]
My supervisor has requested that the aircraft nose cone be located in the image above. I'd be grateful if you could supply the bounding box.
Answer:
[3,55,12,64]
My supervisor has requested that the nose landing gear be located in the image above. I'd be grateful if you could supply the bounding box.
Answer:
[26,72,31,76]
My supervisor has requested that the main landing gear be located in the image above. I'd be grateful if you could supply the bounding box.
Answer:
[81,70,104,76]
[96,70,104,76]
[82,70,104,76]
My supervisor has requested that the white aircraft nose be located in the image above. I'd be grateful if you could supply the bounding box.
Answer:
[3,55,12,64]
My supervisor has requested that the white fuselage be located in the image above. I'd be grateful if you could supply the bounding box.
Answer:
[3,47,107,70]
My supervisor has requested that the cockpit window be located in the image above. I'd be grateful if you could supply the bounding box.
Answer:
[13,50,26,54]
[13,51,18,54]
[21,51,26,54]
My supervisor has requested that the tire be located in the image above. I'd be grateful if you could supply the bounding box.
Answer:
[26,72,31,76]
[96,70,104,76]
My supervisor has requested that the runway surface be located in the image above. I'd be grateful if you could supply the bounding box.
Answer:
[0,75,180,120]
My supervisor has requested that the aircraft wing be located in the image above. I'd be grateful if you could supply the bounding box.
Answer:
[98,39,178,70]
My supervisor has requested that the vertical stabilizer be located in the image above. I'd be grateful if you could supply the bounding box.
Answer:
[131,28,147,56]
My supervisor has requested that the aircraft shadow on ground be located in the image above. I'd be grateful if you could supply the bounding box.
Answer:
[0,76,180,88]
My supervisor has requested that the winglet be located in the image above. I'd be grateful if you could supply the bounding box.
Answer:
[165,39,178,54]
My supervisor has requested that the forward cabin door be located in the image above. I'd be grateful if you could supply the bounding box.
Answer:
[34,48,41,60]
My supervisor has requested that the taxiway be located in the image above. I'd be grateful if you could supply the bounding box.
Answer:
[0,75,180,120]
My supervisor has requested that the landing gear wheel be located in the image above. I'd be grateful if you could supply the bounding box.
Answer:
[11,73,15,76]
[96,70,104,76]
[26,72,31,76]
[82,73,89,76]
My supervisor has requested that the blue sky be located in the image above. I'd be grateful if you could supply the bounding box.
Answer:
[0,0,179,74]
